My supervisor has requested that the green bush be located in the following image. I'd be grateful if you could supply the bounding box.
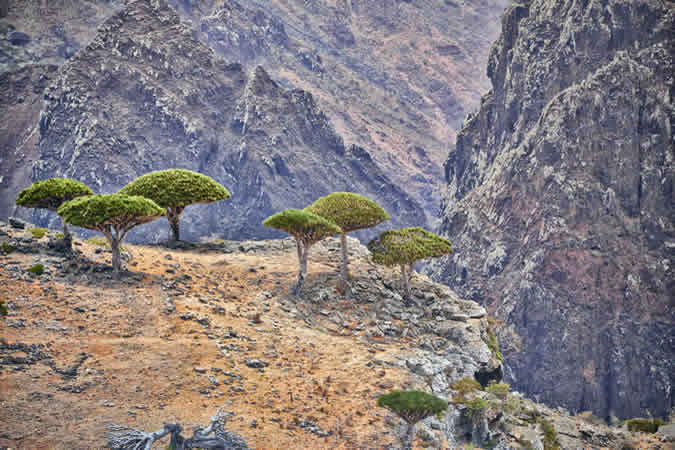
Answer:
[0,241,16,254]
[465,397,489,420]
[540,419,561,450]
[54,232,64,239]
[28,227,48,239]
[486,382,510,399]
[486,327,503,362]
[623,418,666,433]
[28,264,44,275]
[87,237,110,247]
[451,377,482,403]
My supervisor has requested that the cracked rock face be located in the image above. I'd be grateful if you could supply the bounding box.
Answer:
[29,0,425,242]
[428,0,674,420]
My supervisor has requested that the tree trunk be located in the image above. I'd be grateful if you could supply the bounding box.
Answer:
[339,233,349,280]
[110,237,121,280]
[401,422,415,450]
[167,207,183,242]
[400,264,411,300]
[293,241,308,295]
[61,218,72,254]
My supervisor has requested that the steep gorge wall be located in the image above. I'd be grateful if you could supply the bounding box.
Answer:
[29,0,425,241]
[429,0,674,420]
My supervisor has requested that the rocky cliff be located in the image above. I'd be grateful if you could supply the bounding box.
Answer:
[149,0,510,218]
[1,0,508,225]
[27,0,425,241]
[429,0,674,420]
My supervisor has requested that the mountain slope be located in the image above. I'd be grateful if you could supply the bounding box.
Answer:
[31,0,424,241]
[428,0,674,420]
[166,0,510,218]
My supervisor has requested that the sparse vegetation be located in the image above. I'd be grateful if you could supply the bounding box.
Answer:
[623,417,666,433]
[377,390,448,450]
[465,397,489,420]
[540,419,561,450]
[58,194,165,279]
[485,317,503,362]
[119,169,230,242]
[28,264,44,275]
[15,177,93,252]
[368,227,452,299]
[87,236,110,247]
[0,299,7,316]
[263,209,341,295]
[451,377,482,403]
[1,241,16,254]
[306,192,389,284]
[486,382,510,399]
[28,227,48,239]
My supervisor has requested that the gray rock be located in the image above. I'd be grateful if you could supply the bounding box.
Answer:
[245,359,268,369]
[8,31,30,46]
[658,424,675,442]
[8,217,27,229]
[428,0,675,420]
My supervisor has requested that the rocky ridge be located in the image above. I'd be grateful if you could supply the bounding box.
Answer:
[2,219,672,448]
[26,0,425,241]
[167,0,510,219]
[428,0,675,420]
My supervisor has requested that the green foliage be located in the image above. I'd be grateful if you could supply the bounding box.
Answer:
[16,178,92,210]
[58,194,165,229]
[28,227,48,239]
[54,232,64,239]
[623,418,665,433]
[465,397,489,420]
[367,227,452,266]
[486,330,502,362]
[87,237,110,247]
[486,382,511,399]
[263,209,341,242]
[540,419,561,450]
[119,169,230,209]
[0,241,16,254]
[377,390,448,424]
[305,192,389,233]
[0,299,7,316]
[28,264,44,275]
[451,377,482,403]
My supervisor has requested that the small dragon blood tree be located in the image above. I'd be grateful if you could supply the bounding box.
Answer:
[58,194,165,279]
[16,178,93,252]
[377,390,448,450]
[119,169,230,242]
[306,192,389,286]
[263,209,341,295]
[368,227,453,300]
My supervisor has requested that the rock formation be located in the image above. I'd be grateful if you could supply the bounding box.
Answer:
[161,0,510,218]
[429,0,674,420]
[1,0,508,226]
[29,0,425,241]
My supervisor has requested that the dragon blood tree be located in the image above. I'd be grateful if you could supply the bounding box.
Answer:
[15,178,93,252]
[377,390,448,450]
[263,209,341,295]
[368,227,453,300]
[58,194,165,279]
[119,169,230,242]
[306,192,389,285]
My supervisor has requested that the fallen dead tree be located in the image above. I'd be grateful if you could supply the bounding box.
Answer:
[106,407,248,449]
